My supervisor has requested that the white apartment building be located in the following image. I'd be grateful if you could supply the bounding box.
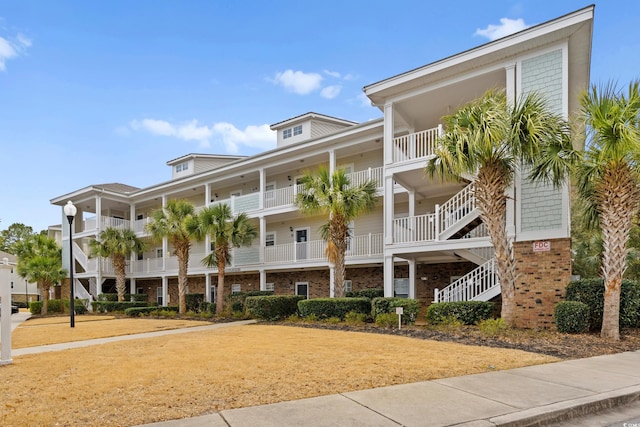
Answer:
[50,6,593,328]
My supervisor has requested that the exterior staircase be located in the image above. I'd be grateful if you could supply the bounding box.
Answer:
[73,278,93,312]
[433,258,500,303]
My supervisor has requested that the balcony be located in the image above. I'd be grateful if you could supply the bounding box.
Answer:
[392,126,441,163]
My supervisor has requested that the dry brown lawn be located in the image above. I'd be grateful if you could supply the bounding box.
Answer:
[0,316,557,427]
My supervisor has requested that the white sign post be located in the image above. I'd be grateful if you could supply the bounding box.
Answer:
[396,306,403,330]
[1,257,13,365]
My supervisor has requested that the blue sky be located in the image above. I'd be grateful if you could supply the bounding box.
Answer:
[0,1,638,232]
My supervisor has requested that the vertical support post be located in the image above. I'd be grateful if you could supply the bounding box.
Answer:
[259,269,266,291]
[162,276,168,307]
[205,274,211,303]
[408,258,416,299]
[435,204,441,241]
[0,258,13,365]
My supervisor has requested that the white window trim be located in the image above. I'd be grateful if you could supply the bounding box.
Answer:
[295,282,309,299]
[344,280,352,293]
[293,124,303,136]
[265,282,275,291]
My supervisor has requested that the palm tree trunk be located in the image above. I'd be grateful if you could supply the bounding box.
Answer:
[40,282,48,315]
[475,165,517,326]
[114,255,127,302]
[333,239,347,298]
[598,164,638,340]
[176,244,189,314]
[216,256,226,314]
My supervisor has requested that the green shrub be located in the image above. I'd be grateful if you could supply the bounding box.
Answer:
[298,298,370,320]
[98,293,148,302]
[124,306,178,317]
[555,301,590,333]
[565,279,640,330]
[185,293,205,312]
[375,312,398,328]
[302,313,318,322]
[29,301,42,314]
[73,300,89,315]
[226,291,274,313]
[245,295,305,320]
[371,297,420,324]
[324,316,342,324]
[344,311,368,325]
[92,301,148,313]
[478,318,508,337]
[346,288,384,299]
[426,301,494,325]
[47,299,65,313]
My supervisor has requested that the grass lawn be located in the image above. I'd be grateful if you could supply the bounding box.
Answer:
[0,316,557,427]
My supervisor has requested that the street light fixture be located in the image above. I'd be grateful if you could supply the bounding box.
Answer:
[63,200,77,328]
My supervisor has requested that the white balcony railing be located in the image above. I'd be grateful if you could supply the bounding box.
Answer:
[434,258,499,303]
[392,126,442,163]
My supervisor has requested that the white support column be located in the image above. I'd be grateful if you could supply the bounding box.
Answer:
[0,258,13,365]
[384,255,394,297]
[259,168,265,209]
[329,149,336,176]
[384,175,395,245]
[96,272,102,299]
[205,183,211,206]
[162,276,168,306]
[259,216,266,263]
[408,190,415,217]
[408,258,416,299]
[161,195,168,271]
[130,278,136,297]
[205,274,211,302]
[383,102,394,165]
[95,195,102,233]
[259,269,266,291]
[329,266,335,298]
[505,63,517,238]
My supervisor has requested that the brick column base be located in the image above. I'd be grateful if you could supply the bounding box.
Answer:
[513,237,571,329]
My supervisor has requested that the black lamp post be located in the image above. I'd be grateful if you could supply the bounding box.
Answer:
[64,200,77,328]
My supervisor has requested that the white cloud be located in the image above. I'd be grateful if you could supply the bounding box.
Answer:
[321,85,342,99]
[324,69,341,78]
[475,18,529,41]
[271,69,323,94]
[0,32,32,71]
[129,118,276,153]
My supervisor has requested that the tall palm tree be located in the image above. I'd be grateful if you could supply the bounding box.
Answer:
[146,200,199,314]
[193,204,257,314]
[90,227,146,302]
[295,167,377,297]
[15,234,66,315]
[426,89,569,326]
[571,81,640,340]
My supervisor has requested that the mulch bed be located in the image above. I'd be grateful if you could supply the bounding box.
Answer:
[280,321,640,359]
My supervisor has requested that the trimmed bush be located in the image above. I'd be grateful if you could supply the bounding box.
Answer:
[375,312,398,328]
[125,306,179,317]
[185,293,205,312]
[226,291,274,313]
[298,298,371,320]
[426,301,494,325]
[565,279,640,330]
[555,301,590,333]
[29,301,42,314]
[371,297,420,324]
[92,301,148,313]
[245,295,304,321]
[98,293,148,302]
[346,288,384,299]
[47,299,65,313]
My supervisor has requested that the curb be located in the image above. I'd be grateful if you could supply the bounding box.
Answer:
[486,385,640,426]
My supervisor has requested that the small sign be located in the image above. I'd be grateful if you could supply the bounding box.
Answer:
[395,307,403,315]
[533,241,551,252]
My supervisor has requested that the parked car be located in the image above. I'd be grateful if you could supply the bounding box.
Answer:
[0,304,19,315]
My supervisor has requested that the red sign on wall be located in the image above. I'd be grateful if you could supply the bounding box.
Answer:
[533,241,551,252]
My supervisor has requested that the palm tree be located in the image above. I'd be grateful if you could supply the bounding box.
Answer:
[90,227,146,302]
[15,234,66,315]
[571,81,640,340]
[426,89,569,326]
[193,204,257,314]
[295,167,377,297]
[146,200,199,314]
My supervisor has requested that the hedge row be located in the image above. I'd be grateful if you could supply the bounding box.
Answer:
[29,299,89,315]
[565,279,640,330]
[297,298,371,320]
[245,295,305,320]
[426,301,494,325]
[124,306,180,317]
[345,288,384,299]
[97,293,148,302]
[371,297,420,324]
[92,301,148,313]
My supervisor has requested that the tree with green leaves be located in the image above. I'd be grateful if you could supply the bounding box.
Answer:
[90,227,146,302]
[192,204,257,314]
[295,167,377,297]
[146,200,199,314]
[0,223,35,254]
[568,81,640,340]
[15,234,66,315]
[427,89,569,326]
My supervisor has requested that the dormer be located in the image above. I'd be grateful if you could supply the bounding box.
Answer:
[167,153,246,180]
[270,112,357,147]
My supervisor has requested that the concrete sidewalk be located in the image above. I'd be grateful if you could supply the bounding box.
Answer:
[138,350,640,427]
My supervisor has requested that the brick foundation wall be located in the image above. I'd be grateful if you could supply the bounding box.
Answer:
[513,237,571,329]
[415,262,476,303]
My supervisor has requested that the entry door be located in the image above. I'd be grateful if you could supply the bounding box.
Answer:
[295,228,308,260]
[296,282,309,299]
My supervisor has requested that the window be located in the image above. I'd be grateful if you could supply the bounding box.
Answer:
[137,251,143,261]
[283,128,292,139]
[265,283,275,291]
[231,284,241,294]
[175,162,189,173]
[265,232,275,247]
[156,248,163,258]
[265,182,276,200]
[293,125,302,136]
[156,287,163,305]
[344,280,352,294]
